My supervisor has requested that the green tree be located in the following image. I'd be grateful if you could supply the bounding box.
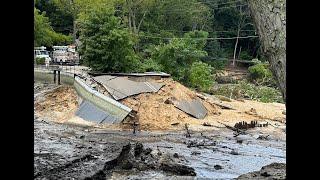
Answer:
[78,7,139,73]
[35,0,74,35]
[34,8,72,47]
[149,30,208,81]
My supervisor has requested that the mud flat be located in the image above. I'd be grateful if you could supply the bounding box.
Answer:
[34,82,286,179]
[34,116,285,179]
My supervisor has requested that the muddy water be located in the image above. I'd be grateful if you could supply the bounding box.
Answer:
[34,116,285,179]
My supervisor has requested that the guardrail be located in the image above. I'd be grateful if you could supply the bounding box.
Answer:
[34,66,132,123]
[34,64,78,74]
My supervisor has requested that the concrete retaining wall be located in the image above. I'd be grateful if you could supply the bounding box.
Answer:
[34,70,74,85]
[34,69,131,123]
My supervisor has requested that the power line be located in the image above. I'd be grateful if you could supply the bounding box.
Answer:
[137,34,258,40]
[114,4,248,14]
[137,31,257,39]
[150,29,255,33]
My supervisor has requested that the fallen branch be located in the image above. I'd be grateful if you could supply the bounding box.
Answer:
[157,146,174,149]
[217,121,246,135]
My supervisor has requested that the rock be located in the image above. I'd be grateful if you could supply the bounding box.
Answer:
[214,165,223,170]
[144,148,152,155]
[237,163,286,179]
[134,142,144,157]
[116,143,135,170]
[230,150,239,155]
[257,135,270,140]
[173,153,179,158]
[159,163,196,176]
[236,139,243,144]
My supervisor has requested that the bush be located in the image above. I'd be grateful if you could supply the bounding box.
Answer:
[239,51,253,60]
[35,57,45,65]
[208,60,228,70]
[211,80,283,103]
[248,63,276,87]
[140,58,162,72]
[149,31,208,81]
[188,61,215,92]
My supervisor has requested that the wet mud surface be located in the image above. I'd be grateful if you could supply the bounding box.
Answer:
[34,117,285,179]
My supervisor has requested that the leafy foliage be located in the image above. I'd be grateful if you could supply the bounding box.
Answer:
[248,62,276,86]
[211,80,283,103]
[139,58,162,72]
[35,0,74,35]
[78,7,139,73]
[149,31,208,81]
[35,57,45,65]
[34,8,72,47]
[189,61,215,92]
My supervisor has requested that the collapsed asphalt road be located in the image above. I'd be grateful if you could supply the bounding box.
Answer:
[34,82,286,179]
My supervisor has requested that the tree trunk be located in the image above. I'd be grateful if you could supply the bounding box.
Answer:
[247,0,286,102]
[232,28,240,67]
[238,46,242,59]
[137,11,147,34]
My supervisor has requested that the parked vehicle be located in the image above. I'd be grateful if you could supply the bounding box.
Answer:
[34,46,52,63]
[52,45,79,65]
[52,46,68,64]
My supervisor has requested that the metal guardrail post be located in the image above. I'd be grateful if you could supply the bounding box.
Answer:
[58,70,61,85]
[53,70,56,84]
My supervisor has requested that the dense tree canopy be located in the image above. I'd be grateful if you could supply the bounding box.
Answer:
[34,8,72,47]
[78,7,139,73]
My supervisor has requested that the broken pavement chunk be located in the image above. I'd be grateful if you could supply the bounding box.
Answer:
[174,99,207,119]
[75,100,119,124]
[93,75,164,100]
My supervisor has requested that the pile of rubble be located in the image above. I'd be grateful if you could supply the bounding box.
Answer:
[76,72,285,131]
[34,71,286,131]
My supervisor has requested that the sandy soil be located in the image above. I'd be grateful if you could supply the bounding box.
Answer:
[34,78,285,135]
[34,85,79,123]
[120,78,286,132]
